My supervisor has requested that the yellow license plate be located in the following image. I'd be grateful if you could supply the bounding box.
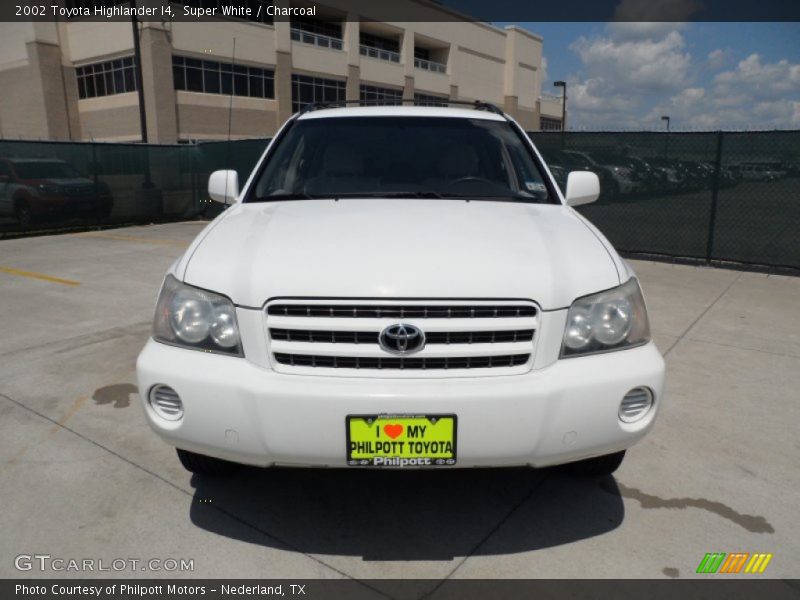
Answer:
[346,414,457,467]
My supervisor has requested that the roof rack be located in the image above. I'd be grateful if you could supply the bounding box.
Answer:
[296,98,505,117]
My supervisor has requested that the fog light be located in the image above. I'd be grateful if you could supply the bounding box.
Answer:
[619,387,653,423]
[149,385,183,421]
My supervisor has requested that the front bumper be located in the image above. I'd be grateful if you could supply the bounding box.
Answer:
[136,340,665,468]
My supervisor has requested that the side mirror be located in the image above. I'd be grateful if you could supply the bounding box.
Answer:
[565,171,600,207]
[208,169,239,204]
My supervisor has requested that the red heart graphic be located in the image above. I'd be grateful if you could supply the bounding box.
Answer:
[384,424,404,439]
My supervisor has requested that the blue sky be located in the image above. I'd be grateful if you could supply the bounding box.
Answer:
[497,22,800,130]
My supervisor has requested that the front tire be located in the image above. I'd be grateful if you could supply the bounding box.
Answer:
[176,448,236,476]
[563,450,626,477]
[15,200,33,227]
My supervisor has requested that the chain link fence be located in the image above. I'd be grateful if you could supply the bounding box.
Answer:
[530,131,800,271]
[0,138,269,235]
[1,131,798,271]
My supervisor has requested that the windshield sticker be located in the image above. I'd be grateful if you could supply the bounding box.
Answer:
[526,181,547,192]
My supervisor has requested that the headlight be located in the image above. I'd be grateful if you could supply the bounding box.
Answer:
[612,167,633,178]
[561,277,650,358]
[153,275,243,356]
[38,184,63,195]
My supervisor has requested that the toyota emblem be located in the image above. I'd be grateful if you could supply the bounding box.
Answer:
[379,323,426,355]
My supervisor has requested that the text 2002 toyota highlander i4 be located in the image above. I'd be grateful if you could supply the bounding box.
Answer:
[136,103,665,477]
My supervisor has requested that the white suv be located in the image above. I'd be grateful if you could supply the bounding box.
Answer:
[136,104,665,477]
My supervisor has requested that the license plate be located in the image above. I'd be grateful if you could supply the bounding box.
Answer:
[346,414,457,467]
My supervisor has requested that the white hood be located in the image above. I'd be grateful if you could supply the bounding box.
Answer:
[182,199,620,309]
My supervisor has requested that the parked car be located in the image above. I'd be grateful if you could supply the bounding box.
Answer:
[0,157,112,226]
[584,151,645,196]
[539,148,619,202]
[739,163,782,182]
[547,163,568,192]
[719,165,739,188]
[616,155,668,194]
[137,104,665,478]
[646,157,687,192]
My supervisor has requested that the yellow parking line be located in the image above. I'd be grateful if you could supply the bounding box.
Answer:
[75,232,188,246]
[0,266,80,287]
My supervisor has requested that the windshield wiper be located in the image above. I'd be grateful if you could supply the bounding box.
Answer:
[367,191,447,199]
[445,193,547,203]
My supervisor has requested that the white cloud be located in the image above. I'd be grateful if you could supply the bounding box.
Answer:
[564,26,800,130]
[707,48,728,69]
[565,25,691,129]
[540,55,549,88]
[715,54,800,99]
[570,30,691,93]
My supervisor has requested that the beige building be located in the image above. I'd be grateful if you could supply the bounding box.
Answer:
[0,0,562,143]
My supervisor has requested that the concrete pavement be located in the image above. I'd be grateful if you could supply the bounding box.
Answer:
[0,222,797,586]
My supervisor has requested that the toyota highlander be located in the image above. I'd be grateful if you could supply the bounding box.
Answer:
[136,103,665,477]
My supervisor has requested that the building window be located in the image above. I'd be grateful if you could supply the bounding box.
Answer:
[172,56,274,99]
[292,17,342,39]
[360,85,403,106]
[76,56,137,99]
[414,54,447,74]
[414,48,430,61]
[359,32,400,63]
[171,1,274,25]
[540,117,563,131]
[290,17,343,50]
[414,92,448,107]
[292,74,346,113]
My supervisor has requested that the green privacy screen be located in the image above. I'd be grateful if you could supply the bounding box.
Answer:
[1,132,798,270]
[0,138,270,230]
[530,131,800,270]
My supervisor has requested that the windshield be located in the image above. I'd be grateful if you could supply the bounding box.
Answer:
[249,116,555,203]
[14,161,82,180]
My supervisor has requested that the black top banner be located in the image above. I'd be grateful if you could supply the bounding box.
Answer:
[3,0,799,22]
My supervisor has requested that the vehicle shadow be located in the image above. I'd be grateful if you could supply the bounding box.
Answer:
[188,466,624,561]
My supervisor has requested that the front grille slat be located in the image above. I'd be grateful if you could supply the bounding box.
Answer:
[273,353,530,370]
[270,328,534,344]
[267,304,536,318]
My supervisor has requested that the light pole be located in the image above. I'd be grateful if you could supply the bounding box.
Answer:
[661,115,670,157]
[130,0,147,144]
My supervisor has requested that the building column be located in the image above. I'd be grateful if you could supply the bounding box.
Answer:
[28,40,73,140]
[401,27,414,79]
[403,76,414,101]
[345,18,360,102]
[504,94,518,118]
[138,23,177,143]
[275,50,293,123]
[273,7,294,124]
[61,63,82,140]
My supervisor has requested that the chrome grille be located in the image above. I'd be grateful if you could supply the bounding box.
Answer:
[274,353,530,370]
[65,185,93,197]
[267,304,536,318]
[265,300,538,378]
[269,328,534,344]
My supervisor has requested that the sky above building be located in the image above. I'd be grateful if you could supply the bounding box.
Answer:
[503,22,799,131]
